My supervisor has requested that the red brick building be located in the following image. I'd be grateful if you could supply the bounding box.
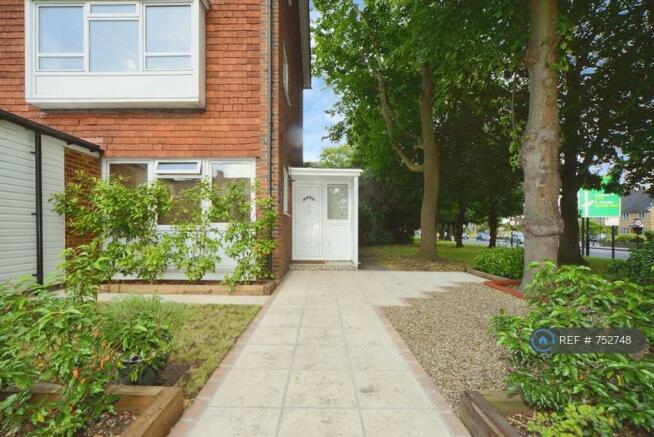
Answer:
[0,0,311,278]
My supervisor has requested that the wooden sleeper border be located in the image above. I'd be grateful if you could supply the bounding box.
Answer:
[461,390,532,437]
[100,280,277,296]
[3,384,183,437]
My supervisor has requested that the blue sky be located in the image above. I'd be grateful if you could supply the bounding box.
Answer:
[302,4,342,162]
[303,76,340,162]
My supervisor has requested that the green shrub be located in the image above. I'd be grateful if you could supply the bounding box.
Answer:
[607,240,654,286]
[492,263,654,432]
[473,247,524,279]
[527,404,616,437]
[54,173,277,286]
[99,296,180,382]
[615,233,637,242]
[0,279,119,436]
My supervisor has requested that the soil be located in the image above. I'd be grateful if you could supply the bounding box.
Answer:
[156,362,191,387]
[76,411,135,437]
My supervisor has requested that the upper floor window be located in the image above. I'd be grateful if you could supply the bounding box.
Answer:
[36,2,191,73]
[27,0,206,109]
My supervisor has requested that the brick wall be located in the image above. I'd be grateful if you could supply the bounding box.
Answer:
[270,0,304,277]
[0,0,307,279]
[63,147,101,248]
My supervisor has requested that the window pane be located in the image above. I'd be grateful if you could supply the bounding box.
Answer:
[158,179,200,225]
[327,185,348,220]
[91,4,136,14]
[38,57,83,71]
[39,6,83,53]
[146,56,191,70]
[156,161,200,173]
[146,5,191,52]
[90,20,139,72]
[212,163,252,222]
[109,163,147,189]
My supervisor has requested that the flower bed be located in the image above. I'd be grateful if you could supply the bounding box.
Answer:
[1,384,182,437]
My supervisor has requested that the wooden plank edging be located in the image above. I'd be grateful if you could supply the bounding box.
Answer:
[460,391,524,437]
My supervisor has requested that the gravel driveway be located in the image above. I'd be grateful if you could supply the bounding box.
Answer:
[384,283,528,416]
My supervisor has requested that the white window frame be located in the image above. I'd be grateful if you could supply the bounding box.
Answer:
[32,0,194,74]
[102,158,256,230]
[155,160,202,175]
[143,3,193,71]
[35,4,86,72]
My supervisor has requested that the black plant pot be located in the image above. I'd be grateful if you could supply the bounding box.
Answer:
[119,356,160,386]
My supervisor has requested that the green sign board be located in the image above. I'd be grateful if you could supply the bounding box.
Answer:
[578,187,621,218]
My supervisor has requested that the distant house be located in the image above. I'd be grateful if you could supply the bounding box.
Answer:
[619,192,654,234]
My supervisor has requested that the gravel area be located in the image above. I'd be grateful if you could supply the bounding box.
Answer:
[384,283,529,416]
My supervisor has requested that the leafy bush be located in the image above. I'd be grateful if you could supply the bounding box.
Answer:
[607,240,654,286]
[527,404,616,437]
[52,172,173,284]
[0,279,119,436]
[167,180,224,281]
[492,263,654,432]
[218,183,278,286]
[615,233,638,242]
[100,313,173,382]
[54,173,278,286]
[473,247,524,279]
[99,296,180,381]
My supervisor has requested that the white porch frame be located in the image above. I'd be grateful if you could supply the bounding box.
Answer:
[290,167,363,267]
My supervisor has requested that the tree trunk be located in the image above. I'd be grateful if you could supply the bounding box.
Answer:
[455,200,465,248]
[418,65,439,259]
[558,163,586,265]
[488,203,498,248]
[520,0,564,288]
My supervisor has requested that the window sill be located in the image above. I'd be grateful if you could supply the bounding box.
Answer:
[27,97,204,110]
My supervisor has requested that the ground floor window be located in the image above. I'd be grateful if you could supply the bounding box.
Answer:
[104,158,255,226]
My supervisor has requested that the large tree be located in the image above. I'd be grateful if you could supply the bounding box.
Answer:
[313,0,517,259]
[557,0,654,264]
[520,0,564,287]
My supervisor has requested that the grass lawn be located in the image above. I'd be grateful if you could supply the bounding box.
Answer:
[362,240,614,274]
[170,304,259,398]
[101,298,259,400]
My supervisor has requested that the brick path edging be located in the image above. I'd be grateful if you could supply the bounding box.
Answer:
[373,306,471,437]
[167,289,278,436]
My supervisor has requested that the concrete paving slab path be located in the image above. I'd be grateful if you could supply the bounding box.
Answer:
[171,270,485,437]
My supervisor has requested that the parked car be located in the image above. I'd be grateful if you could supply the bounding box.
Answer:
[510,232,524,245]
[476,233,490,241]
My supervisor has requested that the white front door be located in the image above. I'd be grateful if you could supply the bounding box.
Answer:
[294,184,322,258]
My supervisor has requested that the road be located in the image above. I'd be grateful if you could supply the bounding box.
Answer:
[462,238,631,260]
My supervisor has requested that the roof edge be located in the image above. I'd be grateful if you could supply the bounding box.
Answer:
[290,167,363,177]
[0,110,102,153]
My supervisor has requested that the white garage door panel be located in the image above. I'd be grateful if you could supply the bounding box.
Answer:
[0,120,66,282]
[41,136,66,277]
[0,121,37,281]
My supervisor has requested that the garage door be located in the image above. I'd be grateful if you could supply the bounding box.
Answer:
[0,120,65,282]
